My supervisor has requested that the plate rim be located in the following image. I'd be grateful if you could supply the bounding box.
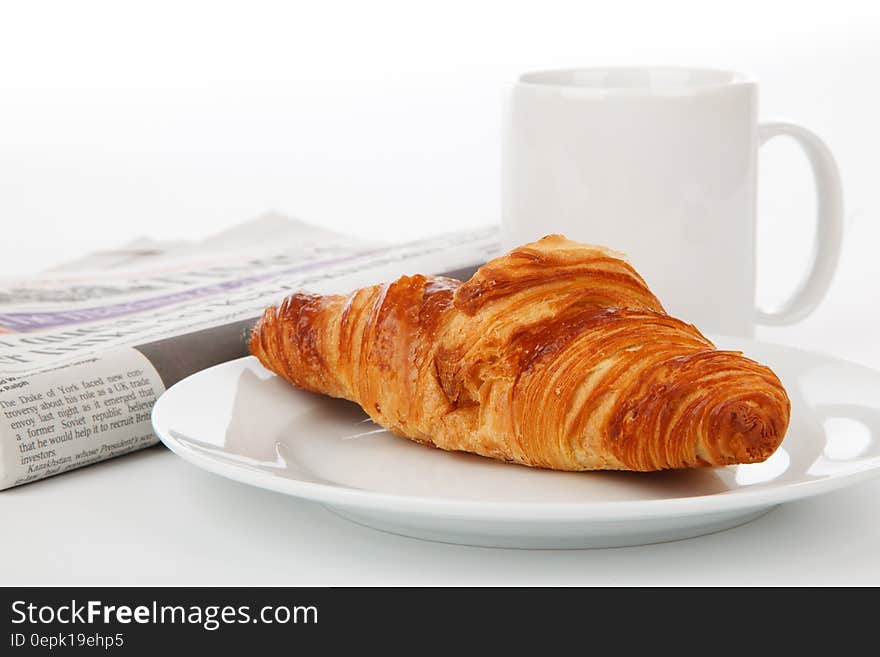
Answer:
[152,339,880,522]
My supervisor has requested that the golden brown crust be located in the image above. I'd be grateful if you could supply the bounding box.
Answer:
[249,234,791,471]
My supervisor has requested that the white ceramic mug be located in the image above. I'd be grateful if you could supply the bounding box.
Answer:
[502,67,843,337]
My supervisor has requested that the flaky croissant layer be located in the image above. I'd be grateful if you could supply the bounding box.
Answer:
[250,235,790,471]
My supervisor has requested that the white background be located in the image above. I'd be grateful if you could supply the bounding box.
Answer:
[1,1,879,584]
[2,0,879,364]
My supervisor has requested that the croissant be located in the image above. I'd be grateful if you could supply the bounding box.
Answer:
[250,235,790,471]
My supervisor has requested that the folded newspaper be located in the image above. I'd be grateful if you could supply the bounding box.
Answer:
[0,213,500,490]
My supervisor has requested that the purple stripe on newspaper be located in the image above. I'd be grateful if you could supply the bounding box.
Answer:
[0,249,388,333]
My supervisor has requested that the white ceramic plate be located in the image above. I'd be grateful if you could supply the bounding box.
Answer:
[152,336,880,548]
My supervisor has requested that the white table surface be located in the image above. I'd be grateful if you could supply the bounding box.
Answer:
[3,220,880,585]
[1,220,877,586]
[2,443,879,586]
[5,230,880,585]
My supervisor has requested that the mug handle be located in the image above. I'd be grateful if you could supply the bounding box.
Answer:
[755,121,844,326]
